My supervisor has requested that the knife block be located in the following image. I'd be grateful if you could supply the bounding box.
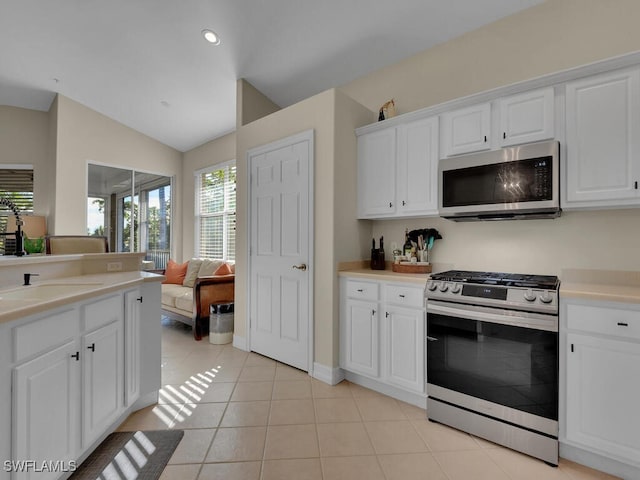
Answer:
[370,249,386,270]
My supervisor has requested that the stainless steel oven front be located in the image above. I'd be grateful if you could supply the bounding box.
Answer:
[426,299,559,465]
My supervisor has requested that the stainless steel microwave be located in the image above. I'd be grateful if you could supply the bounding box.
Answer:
[438,140,560,221]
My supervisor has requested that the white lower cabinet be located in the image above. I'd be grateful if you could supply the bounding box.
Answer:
[384,305,424,393]
[561,298,640,476]
[12,339,80,480]
[82,317,123,448]
[342,299,379,378]
[340,277,425,400]
[6,285,159,480]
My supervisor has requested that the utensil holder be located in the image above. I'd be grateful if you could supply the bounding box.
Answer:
[370,249,386,270]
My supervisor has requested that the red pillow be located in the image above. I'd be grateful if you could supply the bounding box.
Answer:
[163,259,188,284]
[214,263,233,276]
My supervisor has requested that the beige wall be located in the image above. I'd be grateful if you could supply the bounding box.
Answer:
[181,131,236,261]
[338,0,640,275]
[340,0,640,118]
[236,89,336,366]
[237,79,281,128]
[332,90,375,365]
[0,106,51,218]
[54,95,183,255]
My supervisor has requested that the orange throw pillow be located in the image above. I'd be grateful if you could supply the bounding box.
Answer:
[163,259,188,284]
[214,263,233,276]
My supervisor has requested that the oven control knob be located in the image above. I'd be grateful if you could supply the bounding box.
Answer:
[539,291,554,304]
[427,280,438,291]
[450,283,461,294]
[439,282,449,292]
[523,289,537,302]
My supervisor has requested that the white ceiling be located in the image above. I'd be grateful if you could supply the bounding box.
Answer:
[0,0,543,152]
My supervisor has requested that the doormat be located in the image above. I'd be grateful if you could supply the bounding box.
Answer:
[69,430,184,480]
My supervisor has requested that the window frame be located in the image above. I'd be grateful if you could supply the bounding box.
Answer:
[194,160,236,261]
[0,165,34,253]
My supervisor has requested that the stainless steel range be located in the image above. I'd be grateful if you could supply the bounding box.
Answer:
[425,270,559,465]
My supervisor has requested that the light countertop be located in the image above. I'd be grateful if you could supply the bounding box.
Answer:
[338,263,429,286]
[560,269,640,304]
[0,271,164,324]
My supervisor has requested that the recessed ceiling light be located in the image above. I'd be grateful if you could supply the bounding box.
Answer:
[202,29,220,45]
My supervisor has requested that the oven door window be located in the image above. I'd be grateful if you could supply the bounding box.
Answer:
[427,313,558,420]
[442,156,553,207]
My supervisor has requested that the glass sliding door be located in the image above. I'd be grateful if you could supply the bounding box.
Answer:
[87,164,172,266]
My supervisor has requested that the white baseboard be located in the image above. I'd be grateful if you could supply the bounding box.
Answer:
[344,371,427,409]
[560,441,640,479]
[232,334,248,351]
[312,362,345,385]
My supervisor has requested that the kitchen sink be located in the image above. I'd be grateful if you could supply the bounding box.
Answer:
[0,283,103,301]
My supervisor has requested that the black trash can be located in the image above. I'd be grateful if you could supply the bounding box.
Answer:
[209,303,234,344]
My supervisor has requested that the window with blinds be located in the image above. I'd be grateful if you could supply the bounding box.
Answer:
[0,168,34,254]
[195,162,236,261]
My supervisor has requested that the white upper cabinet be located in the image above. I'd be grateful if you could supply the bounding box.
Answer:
[357,127,396,217]
[441,103,491,156]
[357,116,439,219]
[565,67,640,207]
[497,87,555,147]
[396,116,439,216]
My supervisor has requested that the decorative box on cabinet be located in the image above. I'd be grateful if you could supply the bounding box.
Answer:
[564,67,640,207]
[560,298,640,479]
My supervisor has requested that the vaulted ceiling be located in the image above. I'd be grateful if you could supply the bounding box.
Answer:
[0,0,543,152]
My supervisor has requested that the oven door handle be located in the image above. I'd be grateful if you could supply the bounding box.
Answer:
[426,300,558,332]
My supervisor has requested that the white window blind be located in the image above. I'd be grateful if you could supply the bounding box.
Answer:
[1,168,34,253]
[195,162,236,261]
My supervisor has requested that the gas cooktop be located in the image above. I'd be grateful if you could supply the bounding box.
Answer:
[429,270,559,290]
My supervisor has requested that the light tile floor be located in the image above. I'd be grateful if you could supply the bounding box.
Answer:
[117,319,621,480]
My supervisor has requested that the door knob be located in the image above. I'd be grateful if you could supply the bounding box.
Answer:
[292,264,307,271]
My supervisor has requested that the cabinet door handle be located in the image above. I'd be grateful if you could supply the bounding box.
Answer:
[503,132,506,139]
[372,309,376,316]
[389,202,393,208]
[402,200,406,206]
[399,294,405,298]
[617,322,629,327]
[385,312,389,318]
[357,289,363,293]
[71,352,80,361]
[137,296,143,303]
[570,344,574,353]
[87,343,95,352]
[635,181,638,190]
[484,135,487,142]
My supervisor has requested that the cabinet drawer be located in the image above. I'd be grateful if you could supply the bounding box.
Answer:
[83,294,123,332]
[566,303,640,340]
[13,307,80,362]
[345,280,379,301]
[384,284,424,308]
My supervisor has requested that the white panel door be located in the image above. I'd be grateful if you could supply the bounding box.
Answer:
[249,131,312,371]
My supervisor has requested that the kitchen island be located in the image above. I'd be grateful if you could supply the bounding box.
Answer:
[0,253,163,480]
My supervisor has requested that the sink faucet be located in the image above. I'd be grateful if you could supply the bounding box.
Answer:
[0,197,25,257]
